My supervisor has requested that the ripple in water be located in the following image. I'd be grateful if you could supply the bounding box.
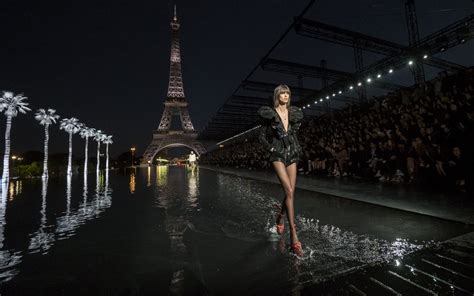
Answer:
[212,173,438,286]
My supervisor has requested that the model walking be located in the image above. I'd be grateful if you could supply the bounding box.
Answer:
[258,84,304,256]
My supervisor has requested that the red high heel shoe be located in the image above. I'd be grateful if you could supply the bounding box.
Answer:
[289,224,303,257]
[274,204,285,235]
[276,220,285,235]
[291,241,303,257]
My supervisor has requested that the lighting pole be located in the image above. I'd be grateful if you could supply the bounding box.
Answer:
[130,147,136,167]
[11,155,18,177]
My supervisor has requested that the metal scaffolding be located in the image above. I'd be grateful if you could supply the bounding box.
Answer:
[198,0,472,141]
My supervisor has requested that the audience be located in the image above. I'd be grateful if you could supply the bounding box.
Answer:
[201,68,474,193]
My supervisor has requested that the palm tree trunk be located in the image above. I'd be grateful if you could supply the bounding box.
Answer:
[106,143,109,171]
[67,132,73,176]
[42,125,49,179]
[84,137,89,176]
[2,116,12,183]
[96,141,101,172]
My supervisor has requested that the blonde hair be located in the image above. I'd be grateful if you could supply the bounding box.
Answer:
[273,84,291,108]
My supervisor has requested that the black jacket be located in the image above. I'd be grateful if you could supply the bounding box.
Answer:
[257,106,304,155]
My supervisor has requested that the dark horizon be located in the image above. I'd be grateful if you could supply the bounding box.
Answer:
[1,0,472,157]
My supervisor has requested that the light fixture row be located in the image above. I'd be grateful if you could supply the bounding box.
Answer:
[302,54,429,109]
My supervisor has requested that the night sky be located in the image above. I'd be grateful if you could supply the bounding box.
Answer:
[1,0,473,157]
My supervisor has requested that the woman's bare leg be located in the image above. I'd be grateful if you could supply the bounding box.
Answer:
[276,162,297,221]
[272,161,299,244]
[286,163,298,243]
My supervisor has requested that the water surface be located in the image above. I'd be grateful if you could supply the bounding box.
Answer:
[0,166,471,295]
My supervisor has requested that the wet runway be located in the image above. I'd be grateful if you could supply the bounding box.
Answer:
[0,166,472,295]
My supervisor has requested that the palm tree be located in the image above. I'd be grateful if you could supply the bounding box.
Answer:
[103,135,113,171]
[0,91,31,183]
[59,118,82,176]
[79,127,96,176]
[93,130,105,172]
[35,109,60,179]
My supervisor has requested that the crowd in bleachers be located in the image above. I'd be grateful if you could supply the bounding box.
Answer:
[201,68,474,192]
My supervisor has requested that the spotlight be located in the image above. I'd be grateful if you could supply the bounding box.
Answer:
[320,98,323,102]
[303,106,306,109]
[423,54,428,59]
[338,90,342,94]
[408,60,414,66]
[314,101,318,104]
[377,74,381,78]
[326,96,329,99]
[307,104,310,107]
[357,82,362,86]
[349,85,354,90]
[436,36,449,52]
[332,93,336,97]
[389,69,393,73]
[456,27,469,44]
[367,78,372,83]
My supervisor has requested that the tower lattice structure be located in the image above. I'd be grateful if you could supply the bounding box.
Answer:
[142,6,205,164]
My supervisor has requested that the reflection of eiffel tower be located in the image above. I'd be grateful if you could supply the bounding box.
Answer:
[142,6,205,164]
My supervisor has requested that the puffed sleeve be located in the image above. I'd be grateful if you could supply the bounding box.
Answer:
[289,106,304,132]
[289,106,303,123]
[257,106,274,151]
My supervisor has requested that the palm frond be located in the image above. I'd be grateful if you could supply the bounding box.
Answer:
[60,117,82,134]
[35,108,60,125]
[0,91,31,117]
[104,135,114,144]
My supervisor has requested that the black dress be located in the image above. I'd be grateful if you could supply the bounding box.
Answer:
[257,106,304,166]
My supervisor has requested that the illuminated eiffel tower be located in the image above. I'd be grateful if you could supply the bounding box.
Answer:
[142,6,205,164]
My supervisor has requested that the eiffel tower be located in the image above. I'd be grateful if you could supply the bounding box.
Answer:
[142,6,206,164]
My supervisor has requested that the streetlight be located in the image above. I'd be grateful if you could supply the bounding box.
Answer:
[130,147,136,167]
[11,155,18,177]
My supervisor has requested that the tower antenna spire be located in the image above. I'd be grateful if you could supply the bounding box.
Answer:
[173,4,177,21]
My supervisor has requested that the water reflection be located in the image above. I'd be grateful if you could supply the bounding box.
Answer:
[147,166,151,187]
[187,167,199,202]
[0,183,22,282]
[156,165,167,187]
[0,167,462,293]
[153,165,200,293]
[55,171,112,240]
[28,178,54,254]
[8,180,22,201]
[129,167,136,194]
